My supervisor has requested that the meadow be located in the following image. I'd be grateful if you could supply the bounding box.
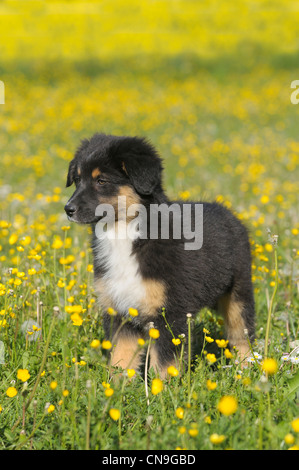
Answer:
[0,0,298,450]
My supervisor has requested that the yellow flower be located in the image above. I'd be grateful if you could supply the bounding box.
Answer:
[188,428,199,437]
[205,336,214,343]
[6,387,18,398]
[57,279,65,288]
[175,407,184,419]
[47,404,55,414]
[206,353,217,364]
[65,305,83,314]
[149,328,160,339]
[172,338,181,346]
[204,416,212,424]
[265,243,273,252]
[28,268,37,275]
[62,389,69,397]
[17,369,30,382]
[284,434,295,445]
[288,445,299,450]
[9,233,18,245]
[151,378,163,395]
[126,369,136,378]
[291,418,299,433]
[203,328,210,334]
[216,339,229,348]
[260,195,269,204]
[261,358,278,375]
[224,348,233,359]
[0,319,7,328]
[105,388,114,397]
[102,340,112,350]
[109,408,120,421]
[50,381,57,390]
[167,366,179,377]
[210,433,226,445]
[90,339,101,349]
[217,396,238,416]
[107,307,117,316]
[70,312,83,326]
[206,379,217,391]
[178,426,186,434]
[102,381,110,389]
[20,235,31,246]
[52,238,64,249]
[59,255,75,265]
[128,307,138,317]
[138,338,145,346]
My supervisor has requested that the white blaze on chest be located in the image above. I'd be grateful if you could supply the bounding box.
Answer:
[94,223,146,314]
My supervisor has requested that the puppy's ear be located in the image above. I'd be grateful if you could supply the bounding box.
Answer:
[66,138,90,187]
[120,138,162,195]
[66,159,76,187]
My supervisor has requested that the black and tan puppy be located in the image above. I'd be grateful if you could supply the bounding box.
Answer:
[65,133,255,377]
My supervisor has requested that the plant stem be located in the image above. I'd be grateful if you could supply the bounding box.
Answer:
[264,247,278,359]
[187,314,192,401]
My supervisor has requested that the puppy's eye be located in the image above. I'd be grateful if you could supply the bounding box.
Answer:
[97,178,107,185]
[74,176,81,185]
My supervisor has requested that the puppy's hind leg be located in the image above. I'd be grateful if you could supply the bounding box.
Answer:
[218,288,255,362]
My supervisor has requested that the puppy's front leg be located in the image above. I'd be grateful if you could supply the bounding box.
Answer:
[148,317,186,379]
[105,317,145,373]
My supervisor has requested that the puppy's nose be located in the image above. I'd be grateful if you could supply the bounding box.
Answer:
[64,203,76,217]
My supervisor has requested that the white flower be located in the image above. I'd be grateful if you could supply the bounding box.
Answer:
[253,352,262,360]
[247,357,256,363]
[290,356,299,364]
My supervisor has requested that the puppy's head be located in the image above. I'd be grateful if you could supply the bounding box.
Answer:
[64,133,163,224]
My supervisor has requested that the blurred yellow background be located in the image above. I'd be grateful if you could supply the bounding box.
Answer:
[0,0,298,247]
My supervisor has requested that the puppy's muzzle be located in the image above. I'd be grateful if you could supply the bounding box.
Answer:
[64,203,77,218]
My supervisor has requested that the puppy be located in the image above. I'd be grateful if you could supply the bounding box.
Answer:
[65,133,255,377]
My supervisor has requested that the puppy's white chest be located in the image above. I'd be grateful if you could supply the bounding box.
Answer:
[94,226,145,314]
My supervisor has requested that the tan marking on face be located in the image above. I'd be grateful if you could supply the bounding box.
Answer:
[99,185,141,222]
[110,334,144,372]
[92,168,101,179]
[77,167,81,175]
[118,185,140,209]
[121,161,128,175]
[218,293,250,359]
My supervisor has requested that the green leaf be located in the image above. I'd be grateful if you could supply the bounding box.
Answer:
[22,351,30,370]
[285,369,299,401]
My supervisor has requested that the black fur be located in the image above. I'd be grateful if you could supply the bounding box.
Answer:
[65,133,255,374]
